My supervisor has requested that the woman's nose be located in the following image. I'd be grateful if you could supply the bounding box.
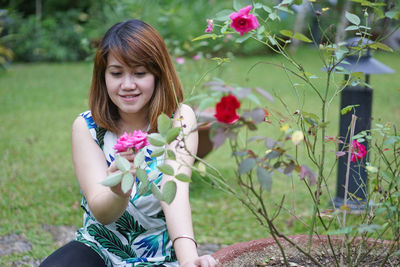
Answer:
[121,74,136,89]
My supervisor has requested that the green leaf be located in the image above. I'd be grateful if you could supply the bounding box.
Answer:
[262,5,272,13]
[341,104,359,115]
[175,173,191,182]
[280,29,293,38]
[268,12,279,21]
[121,172,134,193]
[384,136,400,145]
[345,25,359,31]
[147,169,159,181]
[345,11,360,25]
[116,155,130,172]
[151,148,165,158]
[150,183,163,201]
[147,133,166,147]
[101,171,123,187]
[236,34,251,43]
[220,23,229,34]
[281,0,294,4]
[134,150,145,167]
[369,42,393,52]
[214,9,234,21]
[302,112,319,126]
[158,164,175,176]
[257,167,272,192]
[385,10,399,19]
[257,25,265,36]
[166,149,176,160]
[166,127,181,144]
[233,0,242,11]
[357,224,382,234]
[138,181,148,196]
[293,33,312,43]
[238,158,257,175]
[136,168,148,183]
[157,113,172,136]
[162,180,177,204]
[276,5,293,14]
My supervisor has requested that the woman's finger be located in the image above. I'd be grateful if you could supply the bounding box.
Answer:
[120,151,135,162]
[106,161,118,175]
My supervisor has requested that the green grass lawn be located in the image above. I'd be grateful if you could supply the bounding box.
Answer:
[1,47,399,263]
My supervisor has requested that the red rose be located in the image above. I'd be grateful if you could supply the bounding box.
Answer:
[351,140,367,163]
[214,94,241,124]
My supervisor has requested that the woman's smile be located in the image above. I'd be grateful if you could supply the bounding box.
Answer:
[119,93,141,101]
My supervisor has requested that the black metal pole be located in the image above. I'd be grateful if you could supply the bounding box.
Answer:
[333,77,372,211]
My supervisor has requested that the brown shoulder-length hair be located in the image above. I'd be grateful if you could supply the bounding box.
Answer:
[89,19,183,133]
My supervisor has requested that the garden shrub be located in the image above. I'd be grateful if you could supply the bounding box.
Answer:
[8,9,91,62]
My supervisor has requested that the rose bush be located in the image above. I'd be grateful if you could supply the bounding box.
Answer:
[185,1,400,266]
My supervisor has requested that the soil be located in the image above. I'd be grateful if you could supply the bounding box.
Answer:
[213,235,400,267]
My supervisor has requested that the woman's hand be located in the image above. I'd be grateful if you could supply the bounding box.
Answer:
[181,255,218,267]
[106,151,136,197]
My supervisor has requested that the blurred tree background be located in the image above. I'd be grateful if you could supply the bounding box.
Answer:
[1,0,266,62]
[2,0,397,64]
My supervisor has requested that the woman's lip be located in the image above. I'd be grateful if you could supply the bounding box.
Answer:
[120,94,140,101]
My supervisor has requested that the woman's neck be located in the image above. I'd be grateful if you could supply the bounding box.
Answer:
[117,111,149,136]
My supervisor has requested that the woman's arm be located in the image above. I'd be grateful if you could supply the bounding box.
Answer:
[72,116,132,225]
[161,104,217,267]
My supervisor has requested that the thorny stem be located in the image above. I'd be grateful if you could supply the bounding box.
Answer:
[340,115,357,266]
[267,222,325,267]
[307,67,333,251]
[378,232,400,267]
[355,225,390,265]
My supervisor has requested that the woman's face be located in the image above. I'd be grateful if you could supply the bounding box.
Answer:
[105,54,155,117]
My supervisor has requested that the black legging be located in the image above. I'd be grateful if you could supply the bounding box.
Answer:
[39,241,107,267]
[39,240,167,266]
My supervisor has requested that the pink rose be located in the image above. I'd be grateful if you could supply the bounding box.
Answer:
[229,5,259,36]
[131,130,149,151]
[351,140,367,163]
[113,131,149,153]
[205,19,213,33]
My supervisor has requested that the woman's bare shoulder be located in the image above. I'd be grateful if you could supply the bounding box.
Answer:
[176,103,196,120]
[72,115,89,133]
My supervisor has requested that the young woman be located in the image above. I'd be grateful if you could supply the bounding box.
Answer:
[40,19,217,267]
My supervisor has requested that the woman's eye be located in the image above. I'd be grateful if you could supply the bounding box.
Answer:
[135,72,146,76]
[111,72,122,76]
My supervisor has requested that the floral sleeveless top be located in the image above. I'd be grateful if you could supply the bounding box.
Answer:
[75,111,178,267]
